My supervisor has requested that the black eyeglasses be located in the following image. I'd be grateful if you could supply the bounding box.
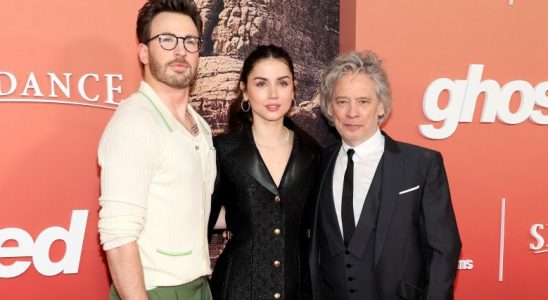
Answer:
[146,34,202,53]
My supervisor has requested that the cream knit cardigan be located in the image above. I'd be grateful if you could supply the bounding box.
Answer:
[98,81,216,289]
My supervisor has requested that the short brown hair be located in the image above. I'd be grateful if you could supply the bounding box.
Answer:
[136,0,202,44]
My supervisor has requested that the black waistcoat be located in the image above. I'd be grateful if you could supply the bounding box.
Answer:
[317,157,384,300]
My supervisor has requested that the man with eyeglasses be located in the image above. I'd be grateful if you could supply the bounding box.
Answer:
[98,1,216,299]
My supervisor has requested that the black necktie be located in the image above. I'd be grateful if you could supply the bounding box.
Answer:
[341,148,355,244]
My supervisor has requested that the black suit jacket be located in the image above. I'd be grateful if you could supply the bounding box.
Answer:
[309,132,462,300]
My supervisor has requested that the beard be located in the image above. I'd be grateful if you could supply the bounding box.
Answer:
[149,55,196,89]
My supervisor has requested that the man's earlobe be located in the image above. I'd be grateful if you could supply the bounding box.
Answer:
[378,104,385,117]
[138,44,149,65]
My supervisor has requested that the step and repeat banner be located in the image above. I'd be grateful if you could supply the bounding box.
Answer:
[0,0,545,299]
[343,1,547,299]
[0,1,144,299]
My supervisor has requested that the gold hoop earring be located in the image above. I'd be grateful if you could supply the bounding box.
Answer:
[241,98,250,112]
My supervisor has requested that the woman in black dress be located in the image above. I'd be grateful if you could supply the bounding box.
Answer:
[209,45,320,300]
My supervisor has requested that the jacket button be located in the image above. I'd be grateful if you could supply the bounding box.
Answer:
[349,289,356,293]
[274,196,281,204]
[273,260,281,268]
[274,293,281,299]
[348,276,354,281]
[274,228,281,236]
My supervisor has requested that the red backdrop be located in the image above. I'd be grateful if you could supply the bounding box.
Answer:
[0,1,143,298]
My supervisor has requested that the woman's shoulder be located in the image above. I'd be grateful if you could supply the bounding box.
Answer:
[292,124,321,153]
[213,128,248,144]
[213,128,252,155]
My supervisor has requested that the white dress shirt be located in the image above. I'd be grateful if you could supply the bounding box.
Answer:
[332,129,385,235]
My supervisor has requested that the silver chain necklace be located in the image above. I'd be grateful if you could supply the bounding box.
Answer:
[254,127,290,149]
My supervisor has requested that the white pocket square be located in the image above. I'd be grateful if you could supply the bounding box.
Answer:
[399,185,420,195]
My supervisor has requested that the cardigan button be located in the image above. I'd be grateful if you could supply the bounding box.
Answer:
[274,228,281,236]
[274,196,281,204]
[273,260,281,268]
[274,293,281,299]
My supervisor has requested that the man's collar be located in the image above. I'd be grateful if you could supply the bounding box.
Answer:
[341,128,384,158]
[138,81,195,132]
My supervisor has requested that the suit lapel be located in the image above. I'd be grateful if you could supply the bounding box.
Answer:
[374,132,404,266]
[228,122,317,197]
[316,144,346,256]
[229,126,279,196]
[311,144,339,262]
[278,131,315,189]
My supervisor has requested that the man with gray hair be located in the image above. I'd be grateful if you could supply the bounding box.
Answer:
[309,50,461,300]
